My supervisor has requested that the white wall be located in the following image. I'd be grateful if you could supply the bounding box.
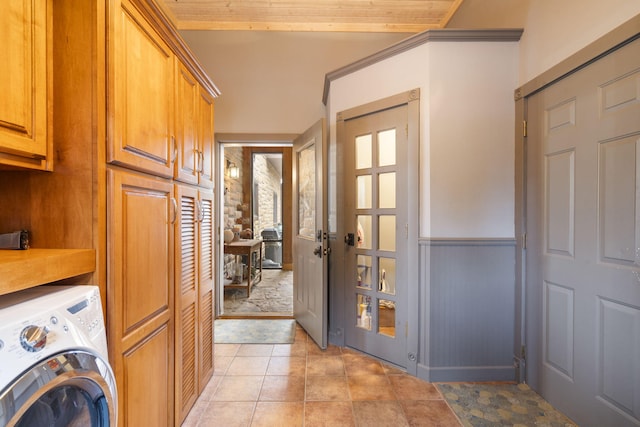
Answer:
[518,0,640,84]
[180,31,411,133]
[328,40,519,238]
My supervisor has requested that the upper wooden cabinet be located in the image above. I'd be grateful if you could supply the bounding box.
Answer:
[0,0,51,170]
[175,64,199,185]
[108,1,175,178]
[175,63,215,188]
[198,88,215,188]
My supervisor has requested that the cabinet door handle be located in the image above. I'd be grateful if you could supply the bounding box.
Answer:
[198,151,204,173]
[196,200,202,222]
[171,197,178,224]
[171,136,177,164]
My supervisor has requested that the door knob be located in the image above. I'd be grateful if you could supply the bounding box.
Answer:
[313,245,322,258]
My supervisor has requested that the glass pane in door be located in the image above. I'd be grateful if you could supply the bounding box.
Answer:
[378,257,395,295]
[357,255,372,289]
[356,294,372,330]
[378,299,396,337]
[297,143,316,239]
[356,175,372,209]
[356,135,372,169]
[378,215,395,251]
[378,129,396,166]
[378,173,395,209]
[357,215,372,249]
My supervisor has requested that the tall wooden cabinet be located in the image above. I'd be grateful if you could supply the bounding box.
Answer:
[107,1,219,425]
[175,185,214,424]
[0,1,219,426]
[107,169,175,426]
[0,0,51,170]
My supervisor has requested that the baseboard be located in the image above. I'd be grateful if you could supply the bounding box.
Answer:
[418,363,516,383]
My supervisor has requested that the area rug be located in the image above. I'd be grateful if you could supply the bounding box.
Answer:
[224,269,293,315]
[437,383,577,427]
[214,319,296,344]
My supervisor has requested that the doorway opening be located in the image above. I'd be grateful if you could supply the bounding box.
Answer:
[218,140,294,318]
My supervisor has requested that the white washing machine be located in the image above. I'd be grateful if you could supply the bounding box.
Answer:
[0,285,117,426]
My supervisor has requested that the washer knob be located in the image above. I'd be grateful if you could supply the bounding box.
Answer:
[20,325,50,352]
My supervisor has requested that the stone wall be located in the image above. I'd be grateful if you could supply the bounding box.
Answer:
[223,149,283,278]
[252,154,282,236]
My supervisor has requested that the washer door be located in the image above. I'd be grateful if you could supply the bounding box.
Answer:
[0,350,116,427]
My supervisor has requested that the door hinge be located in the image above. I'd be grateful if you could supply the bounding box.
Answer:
[520,345,526,360]
[522,232,527,250]
[523,120,527,137]
[405,321,408,337]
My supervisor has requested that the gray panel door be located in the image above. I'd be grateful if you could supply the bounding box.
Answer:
[293,119,328,349]
[343,104,409,367]
[526,38,640,426]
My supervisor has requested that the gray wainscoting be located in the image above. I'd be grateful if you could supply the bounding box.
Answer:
[418,238,516,382]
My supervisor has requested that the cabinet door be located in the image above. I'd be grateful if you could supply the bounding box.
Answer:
[198,189,215,390]
[108,2,174,177]
[0,0,50,169]
[174,184,199,424]
[198,89,215,188]
[175,64,199,185]
[123,325,172,427]
[107,169,175,427]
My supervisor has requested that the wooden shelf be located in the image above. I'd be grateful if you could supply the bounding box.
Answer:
[0,248,96,296]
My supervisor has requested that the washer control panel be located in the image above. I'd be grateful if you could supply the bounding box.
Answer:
[0,286,106,391]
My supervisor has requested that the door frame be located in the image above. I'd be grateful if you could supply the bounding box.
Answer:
[335,89,420,374]
[214,133,297,318]
[514,16,640,386]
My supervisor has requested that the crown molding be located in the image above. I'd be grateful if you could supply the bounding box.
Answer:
[323,28,523,104]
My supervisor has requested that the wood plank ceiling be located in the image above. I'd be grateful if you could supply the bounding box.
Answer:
[161,0,465,32]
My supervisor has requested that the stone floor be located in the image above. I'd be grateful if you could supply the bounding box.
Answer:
[223,269,293,316]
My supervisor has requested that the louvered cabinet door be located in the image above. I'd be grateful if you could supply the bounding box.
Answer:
[174,184,199,425]
[198,189,215,391]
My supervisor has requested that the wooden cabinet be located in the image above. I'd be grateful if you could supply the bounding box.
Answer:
[0,1,219,425]
[108,1,175,178]
[198,88,215,188]
[106,2,219,425]
[175,184,214,424]
[175,64,216,189]
[197,190,215,392]
[107,169,175,427]
[123,325,172,427]
[0,0,51,170]
[175,65,200,185]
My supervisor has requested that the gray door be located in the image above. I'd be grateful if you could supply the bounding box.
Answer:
[342,104,410,367]
[525,38,640,426]
[293,119,328,349]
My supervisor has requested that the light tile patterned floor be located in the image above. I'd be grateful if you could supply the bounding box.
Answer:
[182,325,461,426]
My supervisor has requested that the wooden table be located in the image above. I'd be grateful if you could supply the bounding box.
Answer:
[224,239,262,296]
